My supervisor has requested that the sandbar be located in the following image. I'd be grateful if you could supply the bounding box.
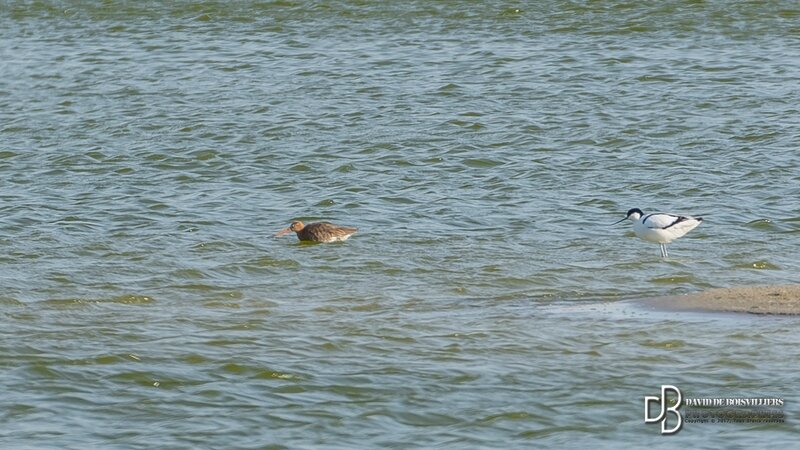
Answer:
[648,285,800,315]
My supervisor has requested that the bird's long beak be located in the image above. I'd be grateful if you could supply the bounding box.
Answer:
[611,217,628,225]
[274,228,292,237]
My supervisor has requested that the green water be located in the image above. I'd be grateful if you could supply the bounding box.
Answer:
[1,1,799,448]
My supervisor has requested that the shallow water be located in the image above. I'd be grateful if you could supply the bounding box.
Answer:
[2,1,800,448]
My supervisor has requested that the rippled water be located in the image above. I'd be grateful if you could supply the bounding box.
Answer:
[2,1,800,448]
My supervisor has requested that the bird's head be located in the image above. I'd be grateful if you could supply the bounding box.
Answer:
[613,208,644,225]
[274,221,305,237]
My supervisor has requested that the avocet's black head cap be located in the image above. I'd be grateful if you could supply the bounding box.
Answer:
[613,208,644,225]
[626,208,644,217]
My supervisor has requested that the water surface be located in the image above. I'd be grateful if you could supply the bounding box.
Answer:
[2,1,800,448]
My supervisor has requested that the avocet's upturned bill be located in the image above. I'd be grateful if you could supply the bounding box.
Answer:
[613,208,703,258]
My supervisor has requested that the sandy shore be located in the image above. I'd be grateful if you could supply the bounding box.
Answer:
[648,285,800,315]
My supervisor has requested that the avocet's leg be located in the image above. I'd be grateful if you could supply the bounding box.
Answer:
[663,244,669,258]
[659,243,666,258]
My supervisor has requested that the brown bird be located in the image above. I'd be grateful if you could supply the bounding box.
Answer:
[274,221,358,243]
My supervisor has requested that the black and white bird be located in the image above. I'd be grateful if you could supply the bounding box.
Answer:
[614,208,703,257]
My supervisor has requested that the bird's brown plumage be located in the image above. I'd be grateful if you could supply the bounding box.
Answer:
[274,221,358,243]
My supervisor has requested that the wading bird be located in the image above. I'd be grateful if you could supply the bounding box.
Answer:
[613,208,703,257]
[274,221,358,243]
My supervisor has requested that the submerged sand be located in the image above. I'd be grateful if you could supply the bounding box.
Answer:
[649,285,800,315]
